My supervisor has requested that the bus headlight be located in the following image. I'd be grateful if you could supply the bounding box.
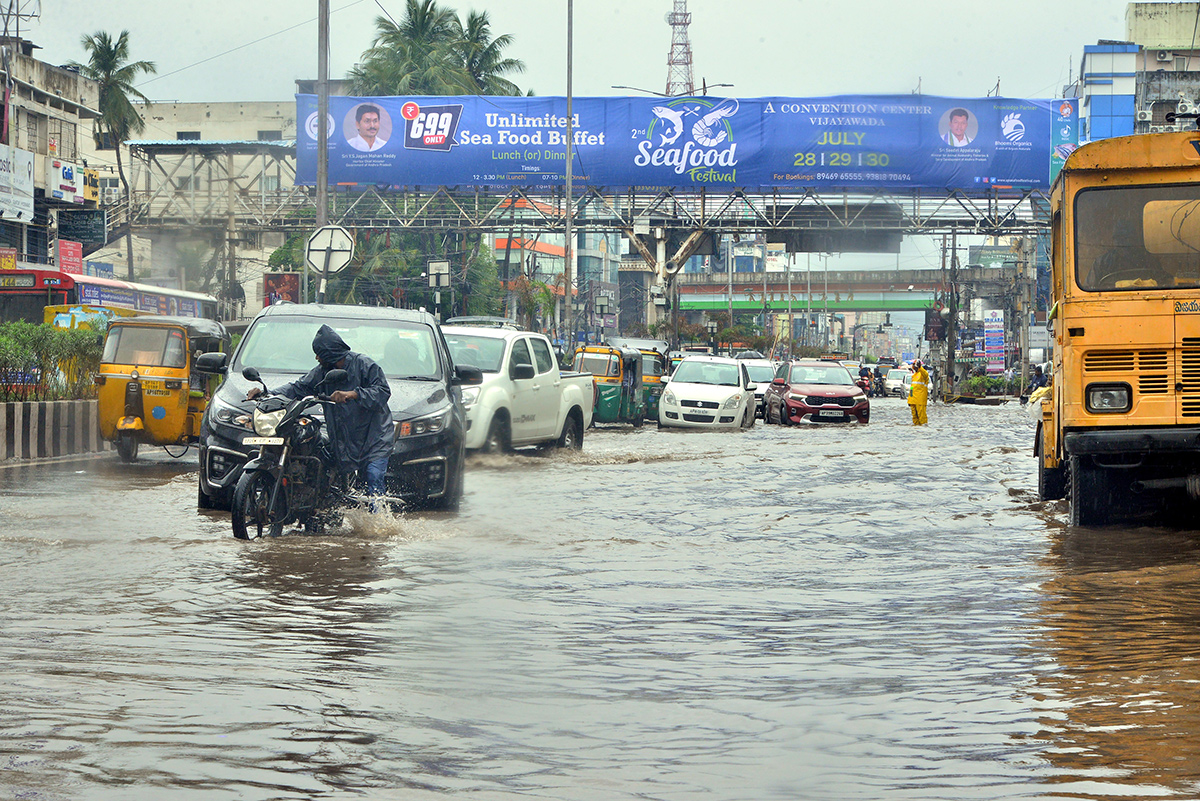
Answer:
[1086,383,1131,413]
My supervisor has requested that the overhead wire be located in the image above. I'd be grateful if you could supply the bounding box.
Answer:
[138,0,369,89]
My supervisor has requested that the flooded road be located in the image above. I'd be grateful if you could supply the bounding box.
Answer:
[4,398,1200,800]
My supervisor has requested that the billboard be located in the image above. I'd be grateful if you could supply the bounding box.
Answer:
[264,272,300,307]
[58,209,108,248]
[297,94,1072,192]
[0,144,34,220]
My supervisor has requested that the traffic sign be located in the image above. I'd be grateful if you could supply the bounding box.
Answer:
[305,225,354,276]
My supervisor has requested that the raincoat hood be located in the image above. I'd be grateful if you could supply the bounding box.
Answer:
[312,324,351,366]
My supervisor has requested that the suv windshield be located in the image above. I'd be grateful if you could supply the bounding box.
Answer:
[235,316,441,378]
[1076,184,1200,290]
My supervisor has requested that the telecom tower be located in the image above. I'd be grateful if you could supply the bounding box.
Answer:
[664,0,694,97]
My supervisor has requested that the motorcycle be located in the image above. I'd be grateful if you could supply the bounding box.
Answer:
[231,366,358,539]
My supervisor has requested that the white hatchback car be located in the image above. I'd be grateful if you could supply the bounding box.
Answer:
[659,356,757,429]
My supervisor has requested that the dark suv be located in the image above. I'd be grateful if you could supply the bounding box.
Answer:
[197,304,481,511]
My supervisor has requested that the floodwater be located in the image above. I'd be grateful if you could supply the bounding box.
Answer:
[4,399,1200,800]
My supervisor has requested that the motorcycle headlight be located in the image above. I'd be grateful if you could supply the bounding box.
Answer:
[723,393,743,409]
[396,406,453,438]
[461,386,480,408]
[662,389,677,406]
[253,407,286,436]
[212,395,253,431]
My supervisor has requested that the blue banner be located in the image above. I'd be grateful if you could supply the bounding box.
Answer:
[296,94,1065,191]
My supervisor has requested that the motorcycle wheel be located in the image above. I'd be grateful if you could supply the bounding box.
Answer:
[232,470,284,540]
[116,433,139,462]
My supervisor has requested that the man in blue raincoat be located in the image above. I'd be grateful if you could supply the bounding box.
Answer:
[248,325,394,496]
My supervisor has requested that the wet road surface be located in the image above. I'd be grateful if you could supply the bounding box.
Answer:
[4,398,1200,800]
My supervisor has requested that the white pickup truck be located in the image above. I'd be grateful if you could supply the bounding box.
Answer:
[442,325,594,452]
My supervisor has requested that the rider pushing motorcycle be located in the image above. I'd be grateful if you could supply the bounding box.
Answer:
[248,325,394,497]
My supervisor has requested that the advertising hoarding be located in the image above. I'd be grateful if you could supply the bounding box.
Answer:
[263,272,300,307]
[0,144,34,220]
[983,309,1005,374]
[58,209,108,247]
[296,94,1069,192]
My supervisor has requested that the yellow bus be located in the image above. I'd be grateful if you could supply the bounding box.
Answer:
[1038,130,1200,525]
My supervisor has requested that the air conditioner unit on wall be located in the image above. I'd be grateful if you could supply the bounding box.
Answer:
[1158,50,1173,62]
[101,186,121,204]
[1137,109,1153,121]
[1150,125,1168,133]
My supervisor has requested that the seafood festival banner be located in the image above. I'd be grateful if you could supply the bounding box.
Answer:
[296,94,1074,191]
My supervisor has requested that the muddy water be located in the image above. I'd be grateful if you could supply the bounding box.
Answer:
[3,399,1200,800]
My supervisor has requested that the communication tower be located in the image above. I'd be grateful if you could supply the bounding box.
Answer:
[664,0,694,97]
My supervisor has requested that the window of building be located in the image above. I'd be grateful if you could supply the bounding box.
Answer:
[48,118,77,161]
[262,174,280,192]
[94,130,117,150]
[176,176,195,191]
[176,131,201,140]
[257,130,282,141]
[1177,56,1189,71]
[24,111,41,153]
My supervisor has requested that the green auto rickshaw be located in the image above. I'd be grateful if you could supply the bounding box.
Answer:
[606,337,669,420]
[575,344,645,427]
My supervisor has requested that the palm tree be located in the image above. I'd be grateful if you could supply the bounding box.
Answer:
[70,31,155,280]
[348,1,525,96]
[454,10,525,96]
[349,1,473,96]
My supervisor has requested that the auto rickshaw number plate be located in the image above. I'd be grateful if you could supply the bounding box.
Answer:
[243,436,284,446]
[142,380,168,396]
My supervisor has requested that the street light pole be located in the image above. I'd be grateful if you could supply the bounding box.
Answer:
[563,0,575,352]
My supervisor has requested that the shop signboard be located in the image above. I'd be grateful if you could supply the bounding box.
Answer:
[47,158,86,204]
[983,309,1005,374]
[56,239,83,274]
[0,144,34,220]
[58,209,108,247]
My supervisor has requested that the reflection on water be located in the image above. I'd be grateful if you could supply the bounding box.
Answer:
[1033,524,1200,799]
[5,402,1200,798]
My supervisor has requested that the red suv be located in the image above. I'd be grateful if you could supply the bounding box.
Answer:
[763,359,870,425]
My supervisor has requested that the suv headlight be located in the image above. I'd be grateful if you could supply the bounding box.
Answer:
[1086,383,1131,413]
[212,395,253,431]
[461,386,480,408]
[723,393,743,409]
[396,406,452,437]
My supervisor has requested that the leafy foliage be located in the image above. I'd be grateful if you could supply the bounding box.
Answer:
[0,322,103,402]
[348,0,525,96]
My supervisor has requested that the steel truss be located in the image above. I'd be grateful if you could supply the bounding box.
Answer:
[127,144,1050,239]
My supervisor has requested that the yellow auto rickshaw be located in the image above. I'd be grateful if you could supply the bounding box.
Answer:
[96,315,230,461]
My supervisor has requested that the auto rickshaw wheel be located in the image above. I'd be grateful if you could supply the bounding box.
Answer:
[116,433,139,462]
[632,414,644,428]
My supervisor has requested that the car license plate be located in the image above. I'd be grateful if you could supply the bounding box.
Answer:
[816,410,844,419]
[243,436,284,446]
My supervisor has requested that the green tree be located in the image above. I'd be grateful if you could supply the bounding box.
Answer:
[348,0,473,96]
[348,1,525,96]
[454,10,525,96]
[70,31,156,280]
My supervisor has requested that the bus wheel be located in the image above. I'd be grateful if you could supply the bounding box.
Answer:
[1069,456,1107,526]
[1039,457,1068,501]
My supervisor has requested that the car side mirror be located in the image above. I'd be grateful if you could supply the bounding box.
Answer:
[454,364,484,386]
[771,377,786,385]
[510,363,536,380]
[195,351,229,374]
[746,382,758,392]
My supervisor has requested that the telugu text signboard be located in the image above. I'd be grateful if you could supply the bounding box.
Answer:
[296,94,1073,192]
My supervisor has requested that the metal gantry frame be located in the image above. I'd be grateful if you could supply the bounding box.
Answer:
[125,143,1051,242]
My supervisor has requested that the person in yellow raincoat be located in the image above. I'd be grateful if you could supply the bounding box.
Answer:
[908,359,930,425]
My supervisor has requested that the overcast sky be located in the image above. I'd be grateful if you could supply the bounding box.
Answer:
[25,0,1131,103]
[21,0,1134,276]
